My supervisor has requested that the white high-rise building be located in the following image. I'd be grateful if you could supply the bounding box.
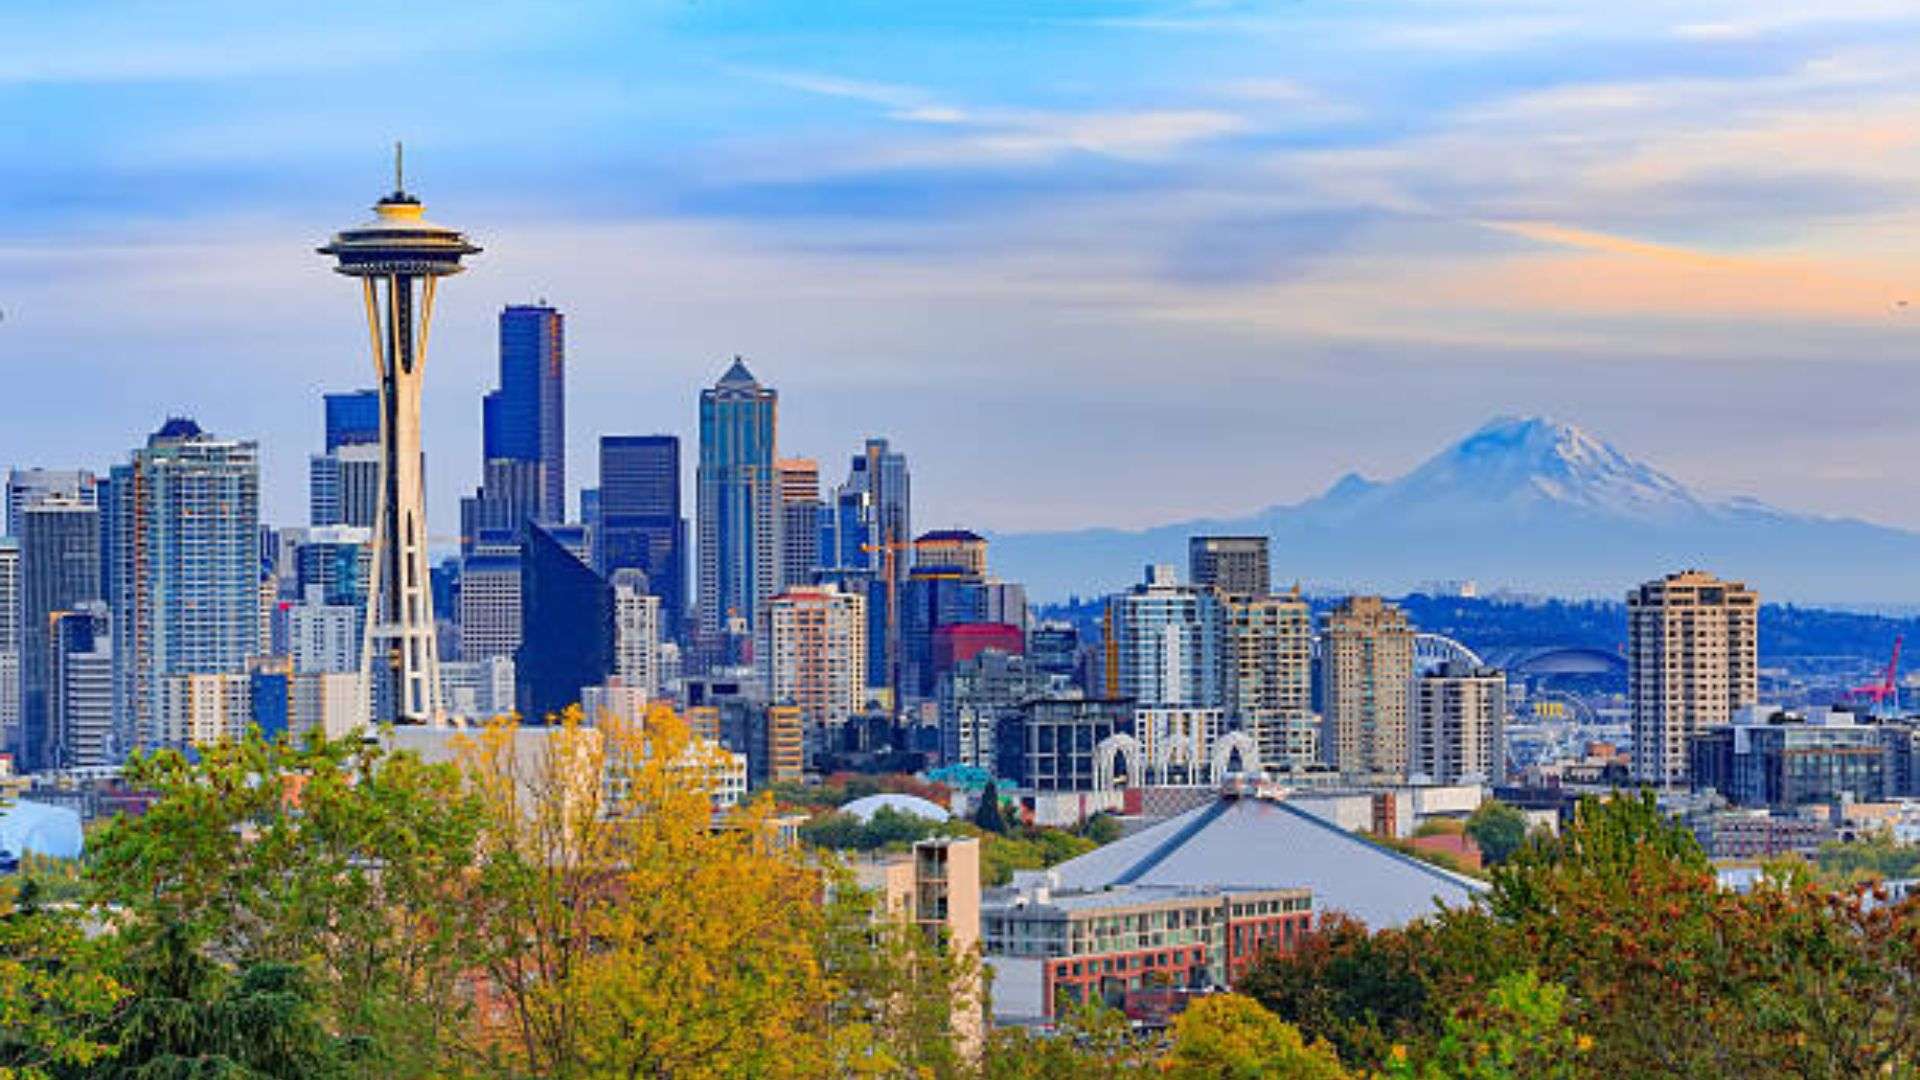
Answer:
[1413,663,1508,785]
[440,656,516,721]
[611,569,661,698]
[0,539,18,757]
[1109,565,1225,709]
[766,584,867,757]
[1320,595,1415,777]
[290,672,367,741]
[458,553,523,663]
[158,672,250,749]
[289,597,362,675]
[1629,570,1759,788]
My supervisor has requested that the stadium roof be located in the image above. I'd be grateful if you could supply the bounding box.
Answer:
[842,792,951,823]
[1045,790,1485,929]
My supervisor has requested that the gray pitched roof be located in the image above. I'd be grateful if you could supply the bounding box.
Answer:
[1047,793,1485,930]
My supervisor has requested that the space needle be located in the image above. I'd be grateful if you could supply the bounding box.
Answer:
[319,146,479,724]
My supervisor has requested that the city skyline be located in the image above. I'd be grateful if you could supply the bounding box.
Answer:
[6,3,1920,542]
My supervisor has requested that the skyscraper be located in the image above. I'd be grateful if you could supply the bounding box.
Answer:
[6,468,98,539]
[310,441,380,528]
[0,540,17,761]
[1189,536,1271,599]
[1224,589,1316,771]
[1628,570,1759,788]
[776,458,822,590]
[1320,595,1415,777]
[1108,565,1226,710]
[765,584,867,762]
[484,303,566,523]
[516,522,612,723]
[697,358,781,649]
[323,389,380,452]
[610,569,661,697]
[20,496,101,771]
[319,152,479,724]
[1412,662,1507,784]
[112,419,261,752]
[597,435,686,640]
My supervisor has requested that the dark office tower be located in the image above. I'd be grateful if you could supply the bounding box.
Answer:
[20,496,101,771]
[598,435,687,641]
[830,439,910,570]
[49,602,112,769]
[697,359,780,647]
[484,304,566,523]
[459,459,545,557]
[323,389,380,452]
[1189,536,1271,599]
[515,523,612,723]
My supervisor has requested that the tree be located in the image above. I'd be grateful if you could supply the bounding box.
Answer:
[974,780,1008,833]
[84,729,487,1078]
[456,707,841,1077]
[1163,994,1350,1079]
[1464,801,1527,867]
[985,1001,1149,1078]
[1387,970,1586,1080]
[1237,913,1434,1068]
[0,880,122,1080]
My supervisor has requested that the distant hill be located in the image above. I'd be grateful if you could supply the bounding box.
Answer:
[992,415,1920,604]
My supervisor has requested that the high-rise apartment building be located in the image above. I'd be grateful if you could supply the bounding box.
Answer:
[610,569,660,698]
[309,443,380,529]
[776,458,821,590]
[1320,595,1414,777]
[697,358,781,647]
[1628,570,1759,788]
[1108,565,1226,709]
[20,496,102,771]
[1412,662,1508,784]
[157,672,250,749]
[484,304,566,523]
[597,435,686,640]
[109,420,261,752]
[1224,590,1316,771]
[1189,536,1271,599]
[0,540,18,760]
[765,584,867,761]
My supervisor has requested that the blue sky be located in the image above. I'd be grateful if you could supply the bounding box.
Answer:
[6,0,1920,536]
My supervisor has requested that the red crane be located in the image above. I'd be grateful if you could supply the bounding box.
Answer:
[1850,635,1903,708]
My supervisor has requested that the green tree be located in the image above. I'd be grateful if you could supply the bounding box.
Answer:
[1464,800,1528,867]
[0,880,122,1080]
[1387,969,1585,1080]
[974,780,1008,833]
[1164,994,1350,1079]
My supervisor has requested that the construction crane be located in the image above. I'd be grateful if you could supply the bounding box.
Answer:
[861,532,912,737]
[1849,635,1903,712]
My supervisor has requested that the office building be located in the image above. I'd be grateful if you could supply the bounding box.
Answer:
[1412,662,1507,784]
[294,526,371,609]
[320,163,479,723]
[1028,623,1080,679]
[458,548,523,664]
[1188,536,1270,599]
[1689,706,1886,810]
[1628,570,1759,788]
[696,358,781,647]
[765,584,867,760]
[484,303,566,523]
[516,523,613,723]
[157,672,250,749]
[915,529,987,578]
[440,657,515,721]
[459,458,544,556]
[995,698,1133,793]
[776,458,821,590]
[49,603,114,769]
[289,671,366,740]
[937,650,1058,772]
[611,569,660,698]
[288,598,361,675]
[1320,595,1415,777]
[901,564,988,700]
[21,496,102,771]
[308,442,380,529]
[1108,565,1226,710]
[597,435,686,640]
[1225,590,1316,771]
[111,420,261,753]
[323,389,380,451]
[6,468,97,539]
[683,675,803,788]
[984,581,1028,633]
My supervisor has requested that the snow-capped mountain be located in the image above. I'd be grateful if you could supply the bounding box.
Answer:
[990,416,1920,603]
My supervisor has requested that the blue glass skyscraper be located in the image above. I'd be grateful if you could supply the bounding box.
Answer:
[516,522,612,723]
[483,304,566,524]
[598,435,686,642]
[323,389,380,452]
[696,358,780,648]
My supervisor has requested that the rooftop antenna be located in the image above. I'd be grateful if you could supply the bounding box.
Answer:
[394,140,405,195]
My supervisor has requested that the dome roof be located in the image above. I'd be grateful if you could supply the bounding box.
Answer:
[0,800,83,860]
[841,792,950,823]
